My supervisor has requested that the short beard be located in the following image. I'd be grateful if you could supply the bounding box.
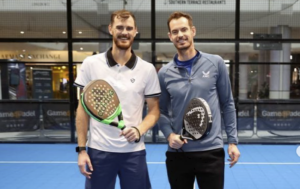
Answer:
[174,37,192,51]
[113,36,134,50]
[175,43,191,51]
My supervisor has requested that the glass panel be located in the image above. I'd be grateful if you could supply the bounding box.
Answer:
[240,43,300,63]
[0,42,69,100]
[156,42,235,62]
[240,0,300,39]
[0,65,2,100]
[238,63,300,100]
[155,0,236,39]
[0,0,67,38]
[73,42,112,62]
[0,42,68,62]
[72,0,151,38]
[0,62,70,100]
[29,64,71,100]
[0,102,71,142]
[236,102,300,143]
[73,42,152,62]
[239,43,300,100]
[255,103,300,143]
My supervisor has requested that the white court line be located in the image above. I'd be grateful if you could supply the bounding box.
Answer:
[231,162,300,165]
[0,161,77,164]
[0,161,300,165]
[148,162,300,165]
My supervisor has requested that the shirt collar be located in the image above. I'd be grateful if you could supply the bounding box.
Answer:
[173,50,201,68]
[106,47,137,69]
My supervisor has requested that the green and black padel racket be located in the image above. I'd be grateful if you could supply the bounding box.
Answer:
[81,79,125,130]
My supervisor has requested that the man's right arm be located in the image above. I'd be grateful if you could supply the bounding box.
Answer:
[76,98,89,148]
[157,69,173,138]
[76,91,93,178]
[157,69,185,148]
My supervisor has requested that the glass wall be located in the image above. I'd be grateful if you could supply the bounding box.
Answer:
[0,42,71,142]
[155,0,236,39]
[72,0,151,38]
[0,1,67,38]
[240,0,300,39]
[1,0,300,143]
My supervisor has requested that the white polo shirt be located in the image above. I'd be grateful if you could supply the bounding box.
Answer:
[74,48,161,152]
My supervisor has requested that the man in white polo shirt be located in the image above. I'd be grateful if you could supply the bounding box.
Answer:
[74,10,161,189]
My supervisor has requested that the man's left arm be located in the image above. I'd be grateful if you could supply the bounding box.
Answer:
[122,97,160,142]
[138,97,160,135]
[217,57,240,167]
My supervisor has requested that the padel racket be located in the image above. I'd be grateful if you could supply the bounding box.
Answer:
[180,98,212,140]
[80,79,125,130]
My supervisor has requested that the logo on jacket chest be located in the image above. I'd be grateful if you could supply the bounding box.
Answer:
[202,71,210,78]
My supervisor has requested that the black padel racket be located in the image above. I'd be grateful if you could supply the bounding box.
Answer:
[180,98,212,140]
[81,79,126,130]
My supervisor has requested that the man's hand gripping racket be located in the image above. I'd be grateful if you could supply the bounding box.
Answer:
[170,98,212,151]
[81,79,140,142]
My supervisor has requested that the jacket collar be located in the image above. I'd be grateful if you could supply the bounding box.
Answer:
[173,50,201,68]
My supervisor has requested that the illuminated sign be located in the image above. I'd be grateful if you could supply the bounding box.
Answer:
[167,0,226,4]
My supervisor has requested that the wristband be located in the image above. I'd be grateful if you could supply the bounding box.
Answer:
[75,146,86,153]
[131,126,141,143]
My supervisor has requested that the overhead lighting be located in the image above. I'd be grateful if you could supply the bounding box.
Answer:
[250,32,254,35]
[290,55,293,60]
[78,31,82,34]
[62,31,66,34]
[224,60,230,63]
[20,31,24,34]
[80,47,83,50]
[22,49,26,52]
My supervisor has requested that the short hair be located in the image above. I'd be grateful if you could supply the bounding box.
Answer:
[167,12,193,31]
[110,9,136,27]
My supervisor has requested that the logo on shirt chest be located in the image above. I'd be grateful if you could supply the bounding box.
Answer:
[130,78,135,83]
[202,71,210,78]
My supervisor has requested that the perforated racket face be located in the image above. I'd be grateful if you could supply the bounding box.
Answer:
[82,80,120,120]
[183,98,212,140]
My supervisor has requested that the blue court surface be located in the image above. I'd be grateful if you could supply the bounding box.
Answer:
[1,144,300,189]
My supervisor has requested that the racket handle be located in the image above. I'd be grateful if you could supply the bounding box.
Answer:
[179,136,184,141]
[120,126,140,143]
